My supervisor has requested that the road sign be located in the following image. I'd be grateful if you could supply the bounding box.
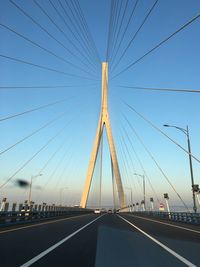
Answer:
[159,203,165,211]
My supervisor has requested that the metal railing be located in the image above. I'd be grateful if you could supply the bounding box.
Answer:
[131,211,200,224]
[0,204,92,226]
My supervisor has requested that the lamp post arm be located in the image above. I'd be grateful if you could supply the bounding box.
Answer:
[164,124,187,135]
[174,126,187,135]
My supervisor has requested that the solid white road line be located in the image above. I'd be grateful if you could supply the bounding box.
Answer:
[118,215,197,267]
[0,213,92,235]
[127,214,200,234]
[20,214,104,267]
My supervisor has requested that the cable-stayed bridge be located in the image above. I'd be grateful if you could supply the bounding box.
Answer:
[0,1,200,266]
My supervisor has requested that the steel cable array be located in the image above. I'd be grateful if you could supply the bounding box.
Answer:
[1,1,199,210]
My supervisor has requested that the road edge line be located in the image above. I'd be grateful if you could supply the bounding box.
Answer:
[118,214,197,267]
[126,214,200,234]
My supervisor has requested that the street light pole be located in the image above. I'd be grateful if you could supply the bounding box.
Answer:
[134,173,145,210]
[163,124,197,213]
[131,189,133,206]
[143,175,145,206]
[186,126,197,213]
[59,187,68,206]
[28,177,33,207]
[28,174,42,207]
[126,187,133,211]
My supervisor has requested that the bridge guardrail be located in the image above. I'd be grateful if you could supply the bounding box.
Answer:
[131,211,200,225]
[0,209,92,226]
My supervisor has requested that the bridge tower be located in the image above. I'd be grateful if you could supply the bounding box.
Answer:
[80,62,126,209]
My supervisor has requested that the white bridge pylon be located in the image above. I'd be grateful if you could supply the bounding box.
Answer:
[80,62,126,209]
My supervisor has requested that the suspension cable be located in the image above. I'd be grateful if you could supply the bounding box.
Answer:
[112,11,200,79]
[118,85,200,93]
[0,111,66,156]
[9,0,96,73]
[0,98,69,122]
[106,0,117,61]
[119,130,140,198]
[111,0,159,73]
[122,99,200,164]
[123,114,189,211]
[47,0,98,71]
[121,123,160,203]
[0,83,99,90]
[0,118,72,189]
[74,0,101,64]
[109,0,139,68]
[106,0,114,61]
[0,54,97,81]
[107,0,123,62]
[58,0,99,68]
[109,0,129,64]
[0,23,97,78]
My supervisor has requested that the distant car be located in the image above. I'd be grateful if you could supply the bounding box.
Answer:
[19,206,30,216]
[94,209,101,214]
[108,209,112,214]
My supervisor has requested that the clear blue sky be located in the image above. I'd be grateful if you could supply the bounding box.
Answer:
[0,0,200,210]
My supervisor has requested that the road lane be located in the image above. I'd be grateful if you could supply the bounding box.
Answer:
[120,213,200,266]
[0,213,199,267]
[29,214,104,267]
[21,215,195,267]
[0,213,99,267]
[21,214,105,267]
[94,214,194,267]
[118,215,196,267]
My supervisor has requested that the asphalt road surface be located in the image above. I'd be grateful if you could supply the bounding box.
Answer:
[0,213,199,267]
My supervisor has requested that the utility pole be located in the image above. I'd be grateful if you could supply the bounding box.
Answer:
[28,174,42,207]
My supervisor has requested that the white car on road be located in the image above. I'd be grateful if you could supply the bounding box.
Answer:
[94,209,101,214]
